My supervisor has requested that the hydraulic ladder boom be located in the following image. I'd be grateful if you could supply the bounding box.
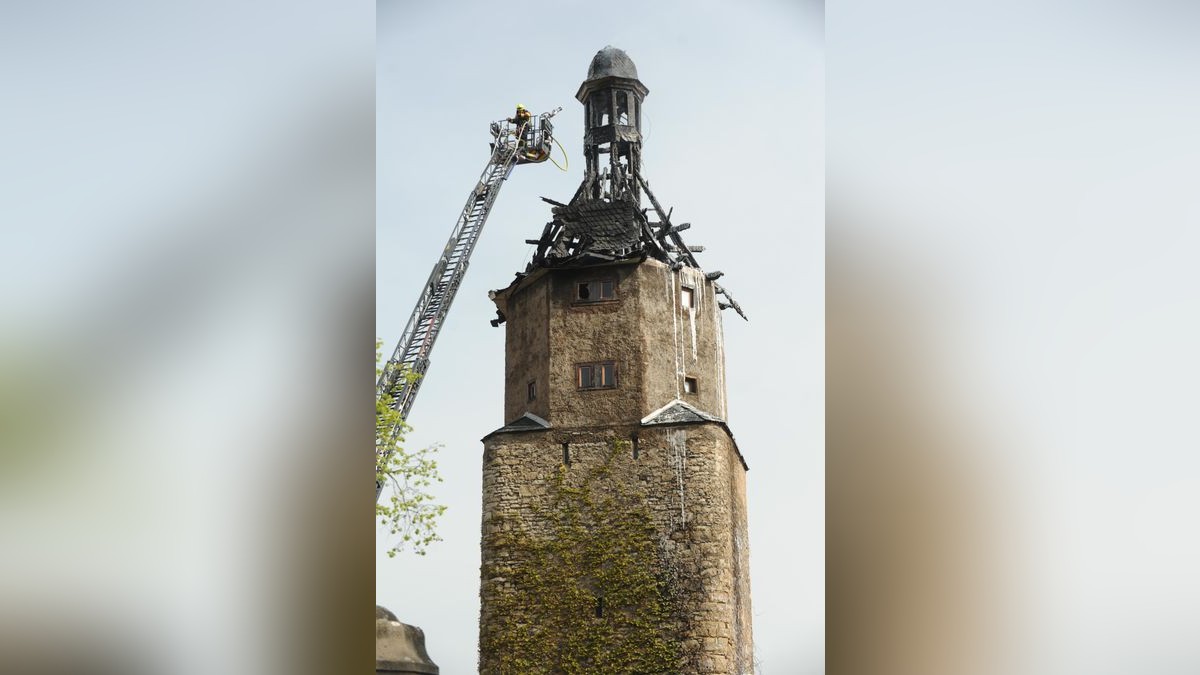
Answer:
[377,107,560,500]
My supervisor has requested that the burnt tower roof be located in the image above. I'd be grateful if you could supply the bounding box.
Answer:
[501,47,747,322]
[586,46,639,81]
[576,45,649,103]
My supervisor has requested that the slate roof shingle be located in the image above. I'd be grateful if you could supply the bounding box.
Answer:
[484,412,552,437]
[554,199,642,251]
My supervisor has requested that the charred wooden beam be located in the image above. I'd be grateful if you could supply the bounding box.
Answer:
[566,181,587,207]
[540,196,568,208]
[636,173,699,269]
[713,282,749,321]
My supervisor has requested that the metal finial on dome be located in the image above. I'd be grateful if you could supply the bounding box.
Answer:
[586,46,639,81]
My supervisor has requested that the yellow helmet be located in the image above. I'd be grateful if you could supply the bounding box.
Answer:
[516,104,526,110]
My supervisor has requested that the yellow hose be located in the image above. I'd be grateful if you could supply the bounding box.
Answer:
[548,134,568,172]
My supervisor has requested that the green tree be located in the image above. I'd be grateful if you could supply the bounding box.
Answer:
[376,340,446,557]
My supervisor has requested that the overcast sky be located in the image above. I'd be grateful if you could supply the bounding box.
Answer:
[376,1,825,673]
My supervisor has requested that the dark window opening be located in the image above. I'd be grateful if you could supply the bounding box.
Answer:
[684,377,698,394]
[616,92,629,125]
[576,279,616,302]
[595,596,605,618]
[577,362,617,390]
[681,286,695,309]
[527,380,536,402]
[590,93,606,127]
[562,442,570,466]
[632,434,639,459]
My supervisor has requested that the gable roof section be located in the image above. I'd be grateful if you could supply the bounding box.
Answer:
[641,399,748,471]
[640,399,725,426]
[482,412,552,440]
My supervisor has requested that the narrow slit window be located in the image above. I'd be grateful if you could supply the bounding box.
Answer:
[577,362,617,390]
[684,377,698,394]
[595,596,605,618]
[527,380,537,402]
[632,434,639,459]
[562,442,570,466]
[681,286,695,309]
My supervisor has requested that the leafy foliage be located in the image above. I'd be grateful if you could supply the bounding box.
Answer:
[481,439,685,674]
[376,339,446,557]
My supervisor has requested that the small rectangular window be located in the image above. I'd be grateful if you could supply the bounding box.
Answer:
[527,380,537,401]
[576,279,616,302]
[681,286,695,308]
[577,362,617,390]
[684,376,698,394]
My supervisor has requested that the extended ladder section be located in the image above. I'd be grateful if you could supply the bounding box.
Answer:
[377,109,560,499]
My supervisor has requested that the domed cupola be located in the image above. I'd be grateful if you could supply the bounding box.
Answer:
[574,46,649,204]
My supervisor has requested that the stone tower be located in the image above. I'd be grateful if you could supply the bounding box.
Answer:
[479,47,753,674]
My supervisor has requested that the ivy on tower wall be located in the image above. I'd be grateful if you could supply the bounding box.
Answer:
[479,439,692,674]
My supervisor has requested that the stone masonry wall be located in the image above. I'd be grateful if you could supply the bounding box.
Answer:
[502,270,550,423]
[479,422,751,674]
[499,258,731,428]
[635,259,729,421]
[546,262,646,428]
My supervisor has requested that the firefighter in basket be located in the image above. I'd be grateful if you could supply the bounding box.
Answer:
[508,104,532,145]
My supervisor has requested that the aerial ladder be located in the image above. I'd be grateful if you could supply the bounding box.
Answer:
[376,106,563,500]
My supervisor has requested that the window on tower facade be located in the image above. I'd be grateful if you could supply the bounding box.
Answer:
[684,376,698,394]
[576,278,616,303]
[681,286,695,309]
[577,362,617,390]
[527,380,536,402]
